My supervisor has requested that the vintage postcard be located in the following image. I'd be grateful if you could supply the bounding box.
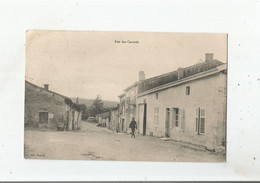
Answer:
[24,31,227,161]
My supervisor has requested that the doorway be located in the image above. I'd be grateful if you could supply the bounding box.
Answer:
[122,118,125,132]
[138,104,144,134]
[143,103,147,136]
[165,108,170,137]
[39,112,48,124]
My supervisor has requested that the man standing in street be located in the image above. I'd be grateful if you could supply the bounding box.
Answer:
[129,117,137,138]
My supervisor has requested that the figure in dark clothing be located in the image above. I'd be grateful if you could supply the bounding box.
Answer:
[129,117,137,138]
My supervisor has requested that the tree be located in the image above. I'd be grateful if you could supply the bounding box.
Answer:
[90,95,104,116]
[79,104,88,120]
[79,104,87,112]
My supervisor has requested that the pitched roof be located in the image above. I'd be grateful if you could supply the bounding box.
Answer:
[118,92,126,98]
[96,111,110,118]
[25,80,82,111]
[123,82,137,91]
[25,80,69,99]
[138,59,225,94]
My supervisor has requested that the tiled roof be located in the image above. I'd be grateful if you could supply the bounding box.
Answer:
[25,80,69,99]
[96,111,110,118]
[25,80,82,111]
[138,59,224,94]
[118,92,126,98]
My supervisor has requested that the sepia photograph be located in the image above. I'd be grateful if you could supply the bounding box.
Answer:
[24,31,227,162]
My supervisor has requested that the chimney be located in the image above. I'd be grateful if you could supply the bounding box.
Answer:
[139,71,145,81]
[205,53,214,62]
[177,67,184,79]
[44,84,49,90]
[76,97,79,104]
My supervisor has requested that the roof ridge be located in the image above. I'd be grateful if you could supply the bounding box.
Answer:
[137,60,225,93]
[144,59,224,82]
[25,80,83,111]
[25,80,69,99]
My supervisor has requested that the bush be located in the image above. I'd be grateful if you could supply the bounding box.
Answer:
[57,122,65,131]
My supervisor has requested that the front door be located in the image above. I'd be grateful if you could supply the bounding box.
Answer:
[165,108,170,137]
[138,104,143,134]
[143,103,147,136]
[122,118,125,132]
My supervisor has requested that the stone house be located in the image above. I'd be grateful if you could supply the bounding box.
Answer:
[134,53,227,150]
[118,71,145,133]
[96,107,119,132]
[96,111,110,127]
[118,92,127,132]
[24,80,82,131]
[109,107,120,132]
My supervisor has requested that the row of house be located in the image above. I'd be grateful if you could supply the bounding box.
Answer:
[96,107,120,132]
[24,80,82,131]
[98,53,227,150]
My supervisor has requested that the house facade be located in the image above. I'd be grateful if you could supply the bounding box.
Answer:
[118,92,127,132]
[96,107,120,132]
[122,83,137,133]
[24,80,82,131]
[135,53,227,150]
[118,71,145,133]
[96,111,110,127]
[109,107,120,132]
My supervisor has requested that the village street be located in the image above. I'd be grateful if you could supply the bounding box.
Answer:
[24,121,225,162]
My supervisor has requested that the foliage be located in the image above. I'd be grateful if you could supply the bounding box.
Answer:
[78,95,119,120]
[78,104,89,120]
[90,95,104,116]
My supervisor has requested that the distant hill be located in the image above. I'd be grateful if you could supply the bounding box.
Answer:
[71,98,119,108]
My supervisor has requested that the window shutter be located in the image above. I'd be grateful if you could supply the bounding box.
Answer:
[200,118,205,133]
[200,109,205,134]
[196,118,199,132]
[195,108,199,132]
[154,107,159,125]
[179,109,185,131]
[170,108,173,128]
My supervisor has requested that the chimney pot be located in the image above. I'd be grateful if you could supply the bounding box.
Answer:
[44,84,49,90]
[205,53,214,62]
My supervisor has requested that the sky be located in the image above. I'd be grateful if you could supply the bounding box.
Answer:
[26,31,227,101]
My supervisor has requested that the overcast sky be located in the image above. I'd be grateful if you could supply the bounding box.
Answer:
[26,31,227,101]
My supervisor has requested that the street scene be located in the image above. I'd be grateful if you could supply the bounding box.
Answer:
[25,31,227,161]
[24,120,225,161]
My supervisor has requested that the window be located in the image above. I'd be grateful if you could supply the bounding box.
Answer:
[196,108,206,134]
[186,86,190,95]
[39,112,48,124]
[171,108,185,130]
[155,93,159,99]
[154,107,159,125]
[174,108,179,127]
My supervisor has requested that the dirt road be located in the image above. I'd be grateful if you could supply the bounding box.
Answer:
[24,121,225,162]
